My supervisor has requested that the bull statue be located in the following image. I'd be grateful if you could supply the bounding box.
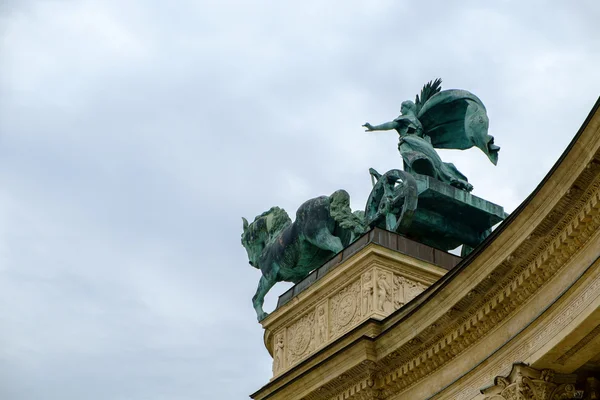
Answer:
[242,190,364,321]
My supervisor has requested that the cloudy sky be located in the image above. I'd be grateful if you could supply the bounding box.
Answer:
[0,1,599,399]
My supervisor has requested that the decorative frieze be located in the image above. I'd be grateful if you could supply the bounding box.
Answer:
[272,330,286,375]
[393,274,427,309]
[330,279,362,338]
[375,270,394,314]
[378,183,600,398]
[266,258,440,377]
[362,271,375,315]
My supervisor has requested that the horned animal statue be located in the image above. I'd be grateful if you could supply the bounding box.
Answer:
[241,190,364,321]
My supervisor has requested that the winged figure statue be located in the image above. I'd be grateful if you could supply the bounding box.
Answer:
[363,79,500,191]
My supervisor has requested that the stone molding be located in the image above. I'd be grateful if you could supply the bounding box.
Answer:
[264,247,443,377]
[441,255,600,400]
[376,168,600,399]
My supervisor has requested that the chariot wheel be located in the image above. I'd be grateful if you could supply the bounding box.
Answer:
[364,169,418,233]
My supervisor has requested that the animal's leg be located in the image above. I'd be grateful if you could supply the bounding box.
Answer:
[308,228,344,254]
[252,275,276,322]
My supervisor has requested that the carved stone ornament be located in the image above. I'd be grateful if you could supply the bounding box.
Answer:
[273,331,286,375]
[391,273,426,311]
[286,312,315,366]
[315,302,328,346]
[376,270,394,314]
[330,280,361,338]
[403,275,426,303]
[268,264,439,376]
[481,363,582,400]
[362,271,374,315]
[392,274,405,309]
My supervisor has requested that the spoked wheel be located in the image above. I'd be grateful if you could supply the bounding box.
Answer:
[365,169,418,233]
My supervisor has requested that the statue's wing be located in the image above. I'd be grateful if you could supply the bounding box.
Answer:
[417,89,499,165]
[415,78,442,114]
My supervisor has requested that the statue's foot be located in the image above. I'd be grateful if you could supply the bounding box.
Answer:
[257,311,269,322]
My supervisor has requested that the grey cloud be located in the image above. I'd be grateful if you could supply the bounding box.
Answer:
[0,1,599,399]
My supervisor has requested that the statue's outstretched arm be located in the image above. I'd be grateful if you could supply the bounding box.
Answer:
[363,121,398,132]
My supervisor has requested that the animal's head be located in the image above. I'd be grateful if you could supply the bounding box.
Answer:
[241,207,291,268]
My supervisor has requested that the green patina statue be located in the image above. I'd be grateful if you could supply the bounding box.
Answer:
[242,190,364,321]
[363,79,500,192]
[362,79,506,255]
[241,79,508,322]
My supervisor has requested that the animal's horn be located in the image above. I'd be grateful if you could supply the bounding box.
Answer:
[242,217,249,231]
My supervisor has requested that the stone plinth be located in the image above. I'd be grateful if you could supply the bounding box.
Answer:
[260,229,459,378]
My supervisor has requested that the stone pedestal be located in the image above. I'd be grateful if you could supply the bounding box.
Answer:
[259,229,459,378]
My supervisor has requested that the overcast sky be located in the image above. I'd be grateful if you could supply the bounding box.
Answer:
[1,1,599,399]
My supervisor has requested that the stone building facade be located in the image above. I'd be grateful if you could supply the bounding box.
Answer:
[251,99,600,400]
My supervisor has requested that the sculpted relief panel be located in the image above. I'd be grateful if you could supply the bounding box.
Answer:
[362,270,375,315]
[316,302,328,347]
[392,273,427,311]
[330,279,362,339]
[273,330,286,375]
[274,301,329,375]
[287,311,316,367]
[271,266,432,376]
[364,268,427,316]
[376,270,394,314]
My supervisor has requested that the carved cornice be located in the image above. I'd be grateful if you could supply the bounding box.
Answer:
[375,163,600,397]
[445,260,600,400]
